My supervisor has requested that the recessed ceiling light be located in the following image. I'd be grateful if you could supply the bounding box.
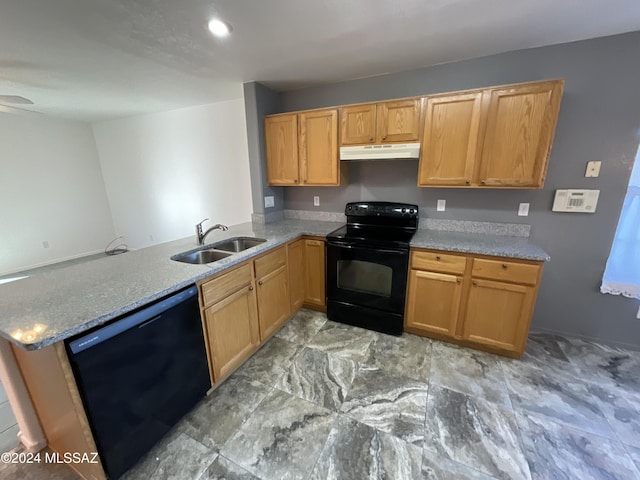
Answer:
[208,18,232,38]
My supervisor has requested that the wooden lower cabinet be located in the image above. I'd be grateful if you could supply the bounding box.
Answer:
[256,264,290,339]
[303,238,326,308]
[405,269,463,336]
[199,245,291,384]
[405,248,543,357]
[462,278,535,353]
[287,239,305,311]
[204,283,260,381]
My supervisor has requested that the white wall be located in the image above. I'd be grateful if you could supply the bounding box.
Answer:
[92,99,253,249]
[0,114,116,275]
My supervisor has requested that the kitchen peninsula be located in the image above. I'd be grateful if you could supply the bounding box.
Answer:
[0,217,548,480]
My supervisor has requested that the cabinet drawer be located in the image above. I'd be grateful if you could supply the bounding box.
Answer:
[254,246,287,279]
[201,263,252,307]
[472,258,540,285]
[411,250,467,274]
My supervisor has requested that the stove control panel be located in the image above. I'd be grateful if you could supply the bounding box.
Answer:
[345,202,419,219]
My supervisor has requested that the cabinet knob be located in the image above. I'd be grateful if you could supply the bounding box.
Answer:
[456,278,461,284]
[369,136,373,141]
[502,263,508,269]
[465,180,471,185]
[294,179,299,183]
[258,280,263,286]
[304,178,307,183]
[481,180,486,185]
[381,135,387,140]
[249,285,254,291]
[472,281,478,286]
[435,256,441,261]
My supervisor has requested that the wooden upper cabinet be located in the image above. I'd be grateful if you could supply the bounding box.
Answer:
[340,104,377,145]
[479,80,563,188]
[299,109,339,185]
[418,92,483,186]
[265,114,299,185]
[340,98,422,145]
[377,99,422,143]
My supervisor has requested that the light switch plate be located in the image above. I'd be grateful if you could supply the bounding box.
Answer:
[313,196,320,206]
[437,200,446,212]
[264,196,275,208]
[585,161,601,178]
[518,203,530,216]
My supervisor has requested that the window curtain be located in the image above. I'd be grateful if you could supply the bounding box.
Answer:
[601,148,640,299]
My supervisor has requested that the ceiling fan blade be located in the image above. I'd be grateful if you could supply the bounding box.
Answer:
[0,95,34,105]
[0,104,42,115]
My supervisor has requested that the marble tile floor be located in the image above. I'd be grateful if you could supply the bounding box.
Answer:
[2,309,640,480]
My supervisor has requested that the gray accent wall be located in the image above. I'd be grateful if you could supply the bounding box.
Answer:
[243,82,284,215]
[249,32,640,349]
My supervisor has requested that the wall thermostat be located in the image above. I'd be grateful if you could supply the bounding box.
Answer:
[552,189,600,213]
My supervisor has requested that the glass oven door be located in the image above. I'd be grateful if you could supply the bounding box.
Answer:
[326,240,409,313]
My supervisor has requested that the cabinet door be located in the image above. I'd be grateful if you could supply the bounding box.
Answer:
[479,80,563,188]
[287,240,305,312]
[405,269,463,337]
[303,239,325,307]
[376,99,422,143]
[256,264,291,339]
[204,284,260,382]
[265,114,299,185]
[299,109,339,185]
[462,278,535,353]
[340,104,376,145]
[418,92,483,186]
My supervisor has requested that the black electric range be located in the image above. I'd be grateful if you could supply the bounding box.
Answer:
[326,201,419,335]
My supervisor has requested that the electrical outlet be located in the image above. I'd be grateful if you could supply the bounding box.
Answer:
[264,196,275,208]
[42,240,49,249]
[585,161,601,178]
[437,200,446,212]
[313,196,320,207]
[518,203,530,216]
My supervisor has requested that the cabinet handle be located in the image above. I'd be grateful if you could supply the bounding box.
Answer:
[258,280,263,286]
[481,180,486,185]
[502,263,508,269]
[381,135,387,140]
[304,178,307,183]
[465,180,471,185]
[369,136,373,141]
[294,179,299,183]
[249,285,254,291]
[472,281,477,286]
[435,256,441,261]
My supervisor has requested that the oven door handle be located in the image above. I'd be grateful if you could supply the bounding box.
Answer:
[327,240,407,255]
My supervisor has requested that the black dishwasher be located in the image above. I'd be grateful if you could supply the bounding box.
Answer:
[66,285,210,479]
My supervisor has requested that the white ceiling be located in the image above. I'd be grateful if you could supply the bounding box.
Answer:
[1,0,639,121]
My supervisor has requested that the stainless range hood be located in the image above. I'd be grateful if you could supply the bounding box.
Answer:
[340,143,420,161]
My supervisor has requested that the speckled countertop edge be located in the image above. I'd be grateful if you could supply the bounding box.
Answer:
[0,218,548,350]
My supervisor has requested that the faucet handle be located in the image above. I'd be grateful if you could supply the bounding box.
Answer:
[196,218,209,227]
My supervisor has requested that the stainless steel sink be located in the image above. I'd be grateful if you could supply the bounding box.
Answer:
[213,237,267,252]
[171,249,232,265]
[171,237,267,265]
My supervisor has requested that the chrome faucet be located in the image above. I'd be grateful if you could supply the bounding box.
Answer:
[195,218,228,245]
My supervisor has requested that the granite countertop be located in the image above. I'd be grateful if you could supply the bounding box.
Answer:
[0,219,342,351]
[0,218,549,351]
[411,229,550,261]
